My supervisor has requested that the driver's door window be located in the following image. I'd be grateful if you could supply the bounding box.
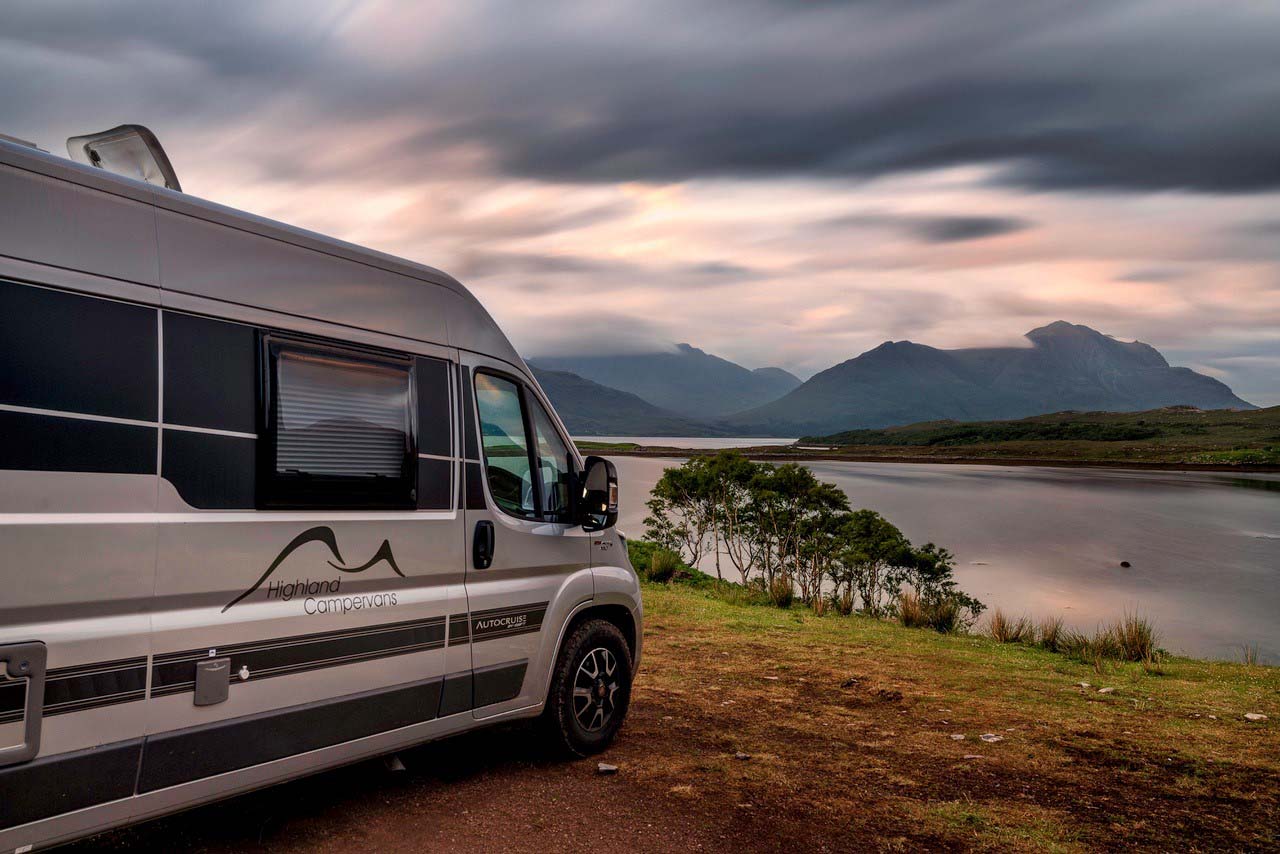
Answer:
[473,372,575,523]
[529,397,574,522]
[474,373,537,518]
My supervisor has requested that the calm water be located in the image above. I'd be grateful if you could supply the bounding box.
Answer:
[607,455,1280,662]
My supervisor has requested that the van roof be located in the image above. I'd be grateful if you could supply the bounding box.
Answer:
[0,135,523,367]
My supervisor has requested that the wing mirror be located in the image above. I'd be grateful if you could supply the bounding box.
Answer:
[579,456,618,532]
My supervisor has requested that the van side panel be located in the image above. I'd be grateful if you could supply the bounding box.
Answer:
[0,159,158,286]
[0,281,158,830]
[154,206,451,348]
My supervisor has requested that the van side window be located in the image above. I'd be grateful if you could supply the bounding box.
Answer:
[474,373,538,518]
[261,338,417,508]
[473,371,576,522]
[528,396,574,522]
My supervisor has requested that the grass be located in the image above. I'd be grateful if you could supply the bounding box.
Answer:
[631,582,1280,850]
[988,608,1035,644]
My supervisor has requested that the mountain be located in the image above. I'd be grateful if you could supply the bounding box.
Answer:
[723,321,1254,435]
[530,366,727,436]
[531,344,801,418]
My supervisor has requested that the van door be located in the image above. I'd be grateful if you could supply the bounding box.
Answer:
[459,356,593,720]
[0,279,157,842]
[141,314,464,796]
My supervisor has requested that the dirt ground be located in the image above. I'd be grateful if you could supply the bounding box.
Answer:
[71,586,1280,853]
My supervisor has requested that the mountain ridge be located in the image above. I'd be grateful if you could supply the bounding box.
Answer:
[530,343,802,418]
[722,321,1253,435]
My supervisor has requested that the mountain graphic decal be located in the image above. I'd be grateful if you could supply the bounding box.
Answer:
[222,526,405,612]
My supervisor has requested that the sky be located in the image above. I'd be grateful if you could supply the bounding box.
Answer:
[3,1,1278,404]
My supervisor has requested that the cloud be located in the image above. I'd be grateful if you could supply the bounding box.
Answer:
[822,211,1032,239]
[910,216,1030,243]
[1,0,1277,403]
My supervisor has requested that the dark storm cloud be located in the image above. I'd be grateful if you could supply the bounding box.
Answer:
[1116,267,1191,283]
[456,250,762,290]
[820,213,1032,243]
[910,216,1030,243]
[6,1,1278,195]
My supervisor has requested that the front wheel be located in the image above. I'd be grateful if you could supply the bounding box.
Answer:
[543,619,633,756]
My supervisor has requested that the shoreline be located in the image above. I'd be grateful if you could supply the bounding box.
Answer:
[587,445,1280,473]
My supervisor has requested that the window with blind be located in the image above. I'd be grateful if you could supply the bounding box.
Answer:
[260,338,417,508]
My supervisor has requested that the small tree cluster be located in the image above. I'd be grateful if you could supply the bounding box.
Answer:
[643,452,984,625]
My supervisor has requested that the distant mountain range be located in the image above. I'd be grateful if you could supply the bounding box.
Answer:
[529,367,729,436]
[531,343,801,417]
[530,322,1254,437]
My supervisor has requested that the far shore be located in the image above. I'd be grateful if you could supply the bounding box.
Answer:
[576,441,1280,473]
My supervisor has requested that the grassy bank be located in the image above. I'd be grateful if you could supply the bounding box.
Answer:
[634,579,1280,850]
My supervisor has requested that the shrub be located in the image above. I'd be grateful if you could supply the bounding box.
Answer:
[898,590,926,628]
[767,574,795,609]
[1111,611,1158,662]
[925,596,963,634]
[988,609,1033,644]
[646,548,681,583]
[898,590,965,633]
[829,587,856,616]
[1037,616,1065,652]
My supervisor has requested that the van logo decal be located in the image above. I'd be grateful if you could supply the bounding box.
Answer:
[222,526,405,612]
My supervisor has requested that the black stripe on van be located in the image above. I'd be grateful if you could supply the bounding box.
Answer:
[467,602,548,643]
[447,612,472,647]
[0,656,148,725]
[150,616,446,697]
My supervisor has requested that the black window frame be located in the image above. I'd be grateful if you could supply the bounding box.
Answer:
[472,368,577,523]
[258,333,418,510]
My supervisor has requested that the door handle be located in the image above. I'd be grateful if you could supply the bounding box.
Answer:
[0,641,46,767]
[473,520,495,569]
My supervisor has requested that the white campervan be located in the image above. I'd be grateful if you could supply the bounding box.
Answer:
[0,126,640,851]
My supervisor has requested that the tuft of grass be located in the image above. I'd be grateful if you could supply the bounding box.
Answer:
[646,548,681,584]
[830,587,856,617]
[899,590,964,633]
[766,574,794,609]
[1112,611,1159,662]
[988,608,1034,644]
[1241,644,1261,666]
[898,590,926,628]
[1038,616,1065,652]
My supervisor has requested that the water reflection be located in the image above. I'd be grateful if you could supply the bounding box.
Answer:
[608,456,1280,663]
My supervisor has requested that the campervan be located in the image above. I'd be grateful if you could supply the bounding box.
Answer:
[0,127,639,850]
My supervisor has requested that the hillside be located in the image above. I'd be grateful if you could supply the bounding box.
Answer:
[723,322,1254,436]
[799,405,1280,465]
[531,366,725,436]
[531,344,801,418]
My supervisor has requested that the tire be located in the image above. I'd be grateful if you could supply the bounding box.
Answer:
[543,619,633,757]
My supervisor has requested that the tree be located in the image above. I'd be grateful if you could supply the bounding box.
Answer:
[643,458,715,567]
[704,452,768,583]
[832,510,914,617]
[903,542,985,628]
